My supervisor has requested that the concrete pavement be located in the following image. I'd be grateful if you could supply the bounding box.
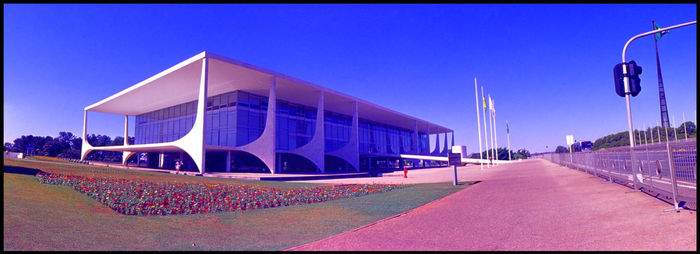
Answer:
[286,159,696,251]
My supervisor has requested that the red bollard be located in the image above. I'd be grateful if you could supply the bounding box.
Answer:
[403,167,407,178]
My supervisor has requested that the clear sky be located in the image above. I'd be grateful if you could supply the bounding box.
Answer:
[4,4,697,153]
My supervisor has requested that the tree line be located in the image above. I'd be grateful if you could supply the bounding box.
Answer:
[3,132,134,162]
[554,121,696,153]
[469,147,531,160]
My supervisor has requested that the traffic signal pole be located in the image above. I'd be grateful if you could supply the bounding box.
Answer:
[620,20,696,149]
[619,20,695,195]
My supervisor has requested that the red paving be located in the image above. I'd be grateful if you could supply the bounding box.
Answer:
[286,159,697,251]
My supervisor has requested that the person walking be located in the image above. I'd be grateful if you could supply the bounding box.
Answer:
[175,160,182,175]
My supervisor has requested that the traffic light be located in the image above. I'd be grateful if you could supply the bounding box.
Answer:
[612,61,642,97]
[613,63,626,97]
[627,60,642,97]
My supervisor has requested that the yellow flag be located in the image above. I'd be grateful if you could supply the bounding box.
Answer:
[482,95,486,109]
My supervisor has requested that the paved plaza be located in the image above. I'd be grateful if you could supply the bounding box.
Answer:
[286,159,697,251]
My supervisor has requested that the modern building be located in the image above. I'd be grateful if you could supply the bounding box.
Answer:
[81,51,455,174]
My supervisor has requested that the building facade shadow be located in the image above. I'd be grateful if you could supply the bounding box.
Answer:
[3,166,46,176]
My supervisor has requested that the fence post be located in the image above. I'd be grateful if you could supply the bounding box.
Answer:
[603,159,612,183]
[629,148,639,191]
[664,141,681,212]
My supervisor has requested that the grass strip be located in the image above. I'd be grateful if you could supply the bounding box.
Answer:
[4,158,474,251]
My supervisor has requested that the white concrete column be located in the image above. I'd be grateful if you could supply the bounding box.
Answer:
[124,115,129,145]
[159,152,165,168]
[413,121,419,154]
[426,124,431,155]
[80,110,93,161]
[351,101,359,172]
[177,56,209,174]
[434,127,440,154]
[226,150,231,173]
[443,128,448,154]
[319,99,359,172]
[263,77,277,173]
[315,92,325,173]
[122,115,132,165]
[226,76,277,174]
[286,91,325,173]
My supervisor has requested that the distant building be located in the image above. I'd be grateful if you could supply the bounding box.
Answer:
[572,141,593,152]
[81,52,454,174]
[451,145,467,158]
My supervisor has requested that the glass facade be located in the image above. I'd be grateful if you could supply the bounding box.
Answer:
[133,89,442,171]
[204,90,267,147]
[135,90,267,146]
[134,100,197,144]
[276,100,316,151]
[358,119,427,156]
[324,111,352,152]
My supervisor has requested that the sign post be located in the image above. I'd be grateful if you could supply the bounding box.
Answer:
[449,152,461,185]
[566,135,574,166]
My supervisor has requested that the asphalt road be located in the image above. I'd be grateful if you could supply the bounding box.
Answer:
[286,159,697,251]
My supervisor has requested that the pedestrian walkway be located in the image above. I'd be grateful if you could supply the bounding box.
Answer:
[286,159,697,251]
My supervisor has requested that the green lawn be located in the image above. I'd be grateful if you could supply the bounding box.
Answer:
[4,158,474,251]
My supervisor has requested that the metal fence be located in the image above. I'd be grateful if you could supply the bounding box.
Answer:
[535,138,696,211]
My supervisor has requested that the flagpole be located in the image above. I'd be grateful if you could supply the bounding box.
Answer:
[494,99,499,162]
[643,123,647,144]
[474,78,483,170]
[683,112,688,140]
[488,94,495,166]
[637,126,641,145]
[482,87,490,168]
[507,120,511,161]
[672,115,678,141]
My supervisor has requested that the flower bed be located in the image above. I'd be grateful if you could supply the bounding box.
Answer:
[31,156,67,162]
[35,172,404,216]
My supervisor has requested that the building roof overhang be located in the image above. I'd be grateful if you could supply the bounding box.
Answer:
[85,51,452,133]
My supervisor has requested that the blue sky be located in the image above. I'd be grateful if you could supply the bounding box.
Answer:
[4,4,697,153]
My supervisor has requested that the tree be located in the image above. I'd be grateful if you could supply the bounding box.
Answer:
[513,149,530,159]
[677,121,697,139]
[83,134,123,162]
[592,131,629,150]
[40,137,66,157]
[71,137,82,152]
[555,145,569,153]
[5,132,83,160]
[111,136,124,146]
[471,147,530,160]
[12,135,50,155]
